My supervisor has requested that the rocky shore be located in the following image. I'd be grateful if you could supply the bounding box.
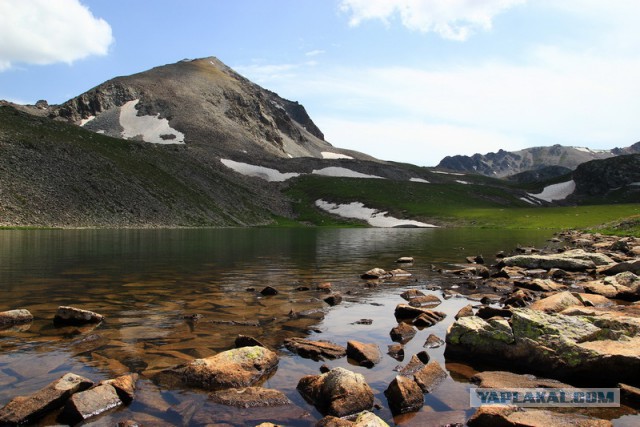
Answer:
[1,230,639,425]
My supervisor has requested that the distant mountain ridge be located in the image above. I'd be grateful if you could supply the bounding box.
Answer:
[437,143,640,178]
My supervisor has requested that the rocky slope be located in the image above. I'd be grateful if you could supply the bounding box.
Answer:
[437,143,640,178]
[0,106,289,227]
[569,153,640,203]
[47,57,372,163]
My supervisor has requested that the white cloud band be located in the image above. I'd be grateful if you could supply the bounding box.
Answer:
[0,0,113,71]
[339,0,525,40]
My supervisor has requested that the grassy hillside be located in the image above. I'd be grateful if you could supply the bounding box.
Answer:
[0,106,286,227]
[285,174,640,232]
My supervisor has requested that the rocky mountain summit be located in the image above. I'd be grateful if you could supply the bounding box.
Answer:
[47,57,371,162]
[438,143,640,178]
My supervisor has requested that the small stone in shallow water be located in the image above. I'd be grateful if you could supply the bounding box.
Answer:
[54,306,104,325]
[423,334,445,348]
[260,286,279,296]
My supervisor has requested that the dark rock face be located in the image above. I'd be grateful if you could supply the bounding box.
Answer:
[573,154,640,197]
[297,367,374,418]
[0,373,93,425]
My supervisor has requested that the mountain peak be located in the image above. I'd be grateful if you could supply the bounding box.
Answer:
[48,56,361,161]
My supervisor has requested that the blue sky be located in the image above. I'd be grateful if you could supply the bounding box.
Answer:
[1,0,639,166]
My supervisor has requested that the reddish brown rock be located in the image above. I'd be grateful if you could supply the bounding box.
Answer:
[100,373,138,404]
[0,309,33,325]
[529,291,582,313]
[455,304,474,320]
[390,322,416,343]
[164,346,278,390]
[398,352,430,376]
[297,367,374,417]
[61,384,122,425]
[209,387,292,407]
[54,306,104,325]
[414,361,448,393]
[395,304,446,322]
[384,375,424,415]
[467,405,612,427]
[284,338,346,360]
[0,373,93,425]
[346,340,381,368]
[324,292,343,306]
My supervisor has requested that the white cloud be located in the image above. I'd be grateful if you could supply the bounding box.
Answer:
[0,0,113,71]
[339,0,525,40]
[305,49,325,57]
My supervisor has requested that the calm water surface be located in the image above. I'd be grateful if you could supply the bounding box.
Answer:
[0,228,637,426]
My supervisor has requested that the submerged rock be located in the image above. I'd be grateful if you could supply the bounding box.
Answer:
[424,334,445,348]
[0,309,33,325]
[414,361,448,393]
[54,306,104,325]
[209,387,292,408]
[471,371,571,389]
[284,337,346,360]
[61,384,122,425]
[0,372,93,425]
[297,367,374,417]
[384,375,424,415]
[100,373,138,404]
[361,268,390,279]
[162,346,278,390]
[466,405,612,427]
[390,322,417,343]
[346,340,381,368]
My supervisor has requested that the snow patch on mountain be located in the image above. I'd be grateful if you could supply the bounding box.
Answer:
[528,180,576,202]
[315,200,436,228]
[410,178,430,183]
[120,99,185,144]
[321,151,354,160]
[220,159,299,182]
[312,167,384,179]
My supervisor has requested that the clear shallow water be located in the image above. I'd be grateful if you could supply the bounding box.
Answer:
[0,228,637,425]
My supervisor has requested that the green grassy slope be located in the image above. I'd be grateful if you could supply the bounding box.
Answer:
[285,174,640,231]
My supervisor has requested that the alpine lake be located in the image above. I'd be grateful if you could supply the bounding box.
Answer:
[0,227,638,426]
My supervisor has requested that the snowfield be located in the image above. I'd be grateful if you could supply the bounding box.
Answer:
[79,116,95,126]
[220,159,300,182]
[315,200,436,228]
[528,180,576,202]
[410,178,430,183]
[120,99,185,144]
[311,167,384,179]
[321,152,354,160]
[433,171,465,176]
